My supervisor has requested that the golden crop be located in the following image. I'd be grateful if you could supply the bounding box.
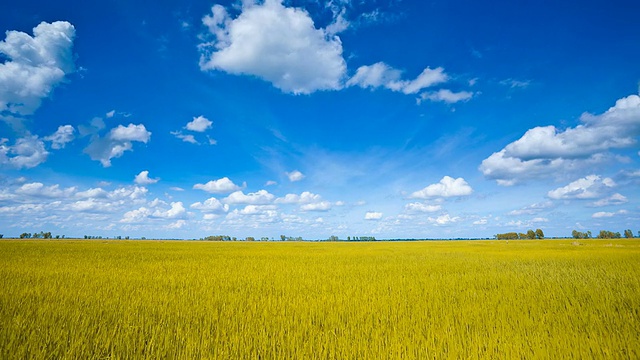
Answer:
[1,239,639,358]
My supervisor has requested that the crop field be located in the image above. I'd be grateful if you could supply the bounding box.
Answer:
[1,239,639,358]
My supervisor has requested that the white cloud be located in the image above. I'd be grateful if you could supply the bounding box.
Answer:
[508,201,554,216]
[152,202,186,219]
[106,110,115,118]
[171,131,199,144]
[592,210,627,218]
[44,125,75,149]
[410,176,473,199]
[110,124,151,142]
[0,21,76,118]
[15,182,75,198]
[199,0,346,94]
[347,62,448,95]
[473,219,488,225]
[500,79,530,89]
[286,170,305,182]
[364,211,383,220]
[300,201,331,211]
[275,191,321,204]
[75,188,108,199]
[121,207,151,223]
[134,170,159,185]
[419,89,473,104]
[84,123,151,167]
[404,202,442,213]
[0,136,49,169]
[428,213,460,225]
[591,193,628,207]
[185,115,212,132]
[193,177,243,194]
[166,219,187,229]
[265,180,277,186]
[190,197,230,213]
[547,175,615,200]
[480,93,640,185]
[224,190,275,205]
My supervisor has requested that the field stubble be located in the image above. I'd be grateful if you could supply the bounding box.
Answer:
[1,239,639,358]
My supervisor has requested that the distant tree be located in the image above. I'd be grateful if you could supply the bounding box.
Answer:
[328,235,339,241]
[55,235,60,239]
[347,236,350,241]
[597,230,621,239]
[280,235,286,241]
[0,234,3,239]
[526,230,536,239]
[20,233,30,239]
[624,229,633,238]
[246,237,255,242]
[534,229,544,239]
[261,237,269,241]
[125,236,129,240]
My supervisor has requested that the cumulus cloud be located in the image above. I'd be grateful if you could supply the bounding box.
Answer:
[134,170,159,185]
[347,62,449,95]
[0,136,49,169]
[84,124,151,167]
[224,190,275,205]
[152,202,186,219]
[199,0,346,94]
[0,21,76,118]
[364,211,383,220]
[547,175,615,200]
[300,201,331,211]
[193,177,243,193]
[286,170,305,182]
[410,176,473,199]
[15,182,75,198]
[190,197,230,213]
[44,125,75,149]
[480,93,640,185]
[185,115,212,132]
[275,191,321,204]
[428,213,460,225]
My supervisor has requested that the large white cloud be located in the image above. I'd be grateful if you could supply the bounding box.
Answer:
[300,201,332,211]
[199,0,346,94]
[480,93,640,185]
[547,175,615,200]
[193,177,242,194]
[44,125,75,149]
[404,202,442,213]
[286,170,305,182]
[364,211,383,220]
[0,21,76,118]
[0,136,49,169]
[84,124,151,167]
[410,176,473,199]
[223,190,275,205]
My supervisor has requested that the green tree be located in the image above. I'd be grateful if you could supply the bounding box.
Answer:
[526,230,536,239]
[246,237,255,242]
[624,229,633,238]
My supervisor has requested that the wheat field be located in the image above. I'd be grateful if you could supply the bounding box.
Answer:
[1,239,639,358]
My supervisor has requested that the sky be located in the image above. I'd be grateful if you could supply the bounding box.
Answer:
[1,0,639,239]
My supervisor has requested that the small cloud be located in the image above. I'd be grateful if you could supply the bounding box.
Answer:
[134,170,159,185]
[411,176,473,199]
[185,116,212,132]
[364,211,383,220]
[44,125,75,149]
[106,110,115,118]
[171,131,199,144]
[286,170,305,182]
[265,180,277,186]
[193,177,243,194]
[500,79,531,89]
[170,187,184,191]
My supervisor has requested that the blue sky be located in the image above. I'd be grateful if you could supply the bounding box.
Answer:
[1,0,639,239]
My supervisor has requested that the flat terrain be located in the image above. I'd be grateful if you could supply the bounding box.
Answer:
[1,239,639,358]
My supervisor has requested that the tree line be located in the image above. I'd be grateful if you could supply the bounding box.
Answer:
[572,229,637,239]
[495,229,544,240]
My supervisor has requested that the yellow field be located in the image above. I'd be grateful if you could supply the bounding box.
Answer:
[1,239,639,358]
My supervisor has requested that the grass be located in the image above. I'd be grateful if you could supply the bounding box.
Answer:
[1,239,639,358]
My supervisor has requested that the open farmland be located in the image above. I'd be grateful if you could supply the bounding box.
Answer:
[1,239,639,358]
